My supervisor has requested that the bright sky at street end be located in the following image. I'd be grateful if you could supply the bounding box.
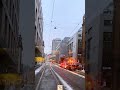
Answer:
[41,0,85,54]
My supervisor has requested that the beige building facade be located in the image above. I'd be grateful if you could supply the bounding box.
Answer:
[35,0,44,59]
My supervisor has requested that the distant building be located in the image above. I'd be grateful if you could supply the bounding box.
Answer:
[56,37,70,62]
[85,1,113,89]
[67,29,82,62]
[52,38,61,55]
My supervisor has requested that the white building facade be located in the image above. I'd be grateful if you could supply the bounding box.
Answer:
[35,0,44,58]
[67,29,82,62]
[56,37,70,62]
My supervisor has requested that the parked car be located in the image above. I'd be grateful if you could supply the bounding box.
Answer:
[76,63,83,70]
[60,62,68,69]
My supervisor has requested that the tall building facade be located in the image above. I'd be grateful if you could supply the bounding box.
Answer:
[67,29,82,62]
[35,0,44,59]
[85,1,113,89]
[112,0,120,89]
[86,0,113,27]
[19,0,35,89]
[56,37,70,62]
[52,38,61,55]
[82,15,85,66]
[0,0,23,89]
[19,0,44,89]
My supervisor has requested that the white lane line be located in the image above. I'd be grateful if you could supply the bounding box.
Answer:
[49,67,60,85]
[35,67,45,90]
[50,66,73,90]
[54,64,85,78]
[35,63,45,75]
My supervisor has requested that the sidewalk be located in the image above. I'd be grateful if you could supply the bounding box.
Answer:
[74,70,85,76]
[35,63,45,75]
[55,63,85,76]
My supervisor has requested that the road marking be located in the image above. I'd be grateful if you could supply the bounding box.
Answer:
[35,67,45,90]
[50,66,73,90]
[54,64,85,78]
[57,85,63,90]
[35,63,45,75]
[49,66,60,85]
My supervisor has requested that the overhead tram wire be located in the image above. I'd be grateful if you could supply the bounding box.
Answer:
[48,0,56,51]
[68,20,83,37]
[51,0,55,21]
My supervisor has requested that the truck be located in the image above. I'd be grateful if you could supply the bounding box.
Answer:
[59,56,68,69]
[59,56,83,71]
[66,57,77,71]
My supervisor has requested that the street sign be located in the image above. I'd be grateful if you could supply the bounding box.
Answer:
[57,85,63,90]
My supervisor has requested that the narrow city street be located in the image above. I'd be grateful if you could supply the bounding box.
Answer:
[35,63,62,90]
[1,0,120,90]
[35,62,85,90]
[51,63,85,90]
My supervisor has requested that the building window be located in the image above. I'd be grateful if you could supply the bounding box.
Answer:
[103,42,112,48]
[103,32,112,48]
[78,39,82,47]
[36,8,37,20]
[104,20,112,26]
[103,32,112,41]
[71,42,73,50]
[103,10,112,14]
[78,34,82,37]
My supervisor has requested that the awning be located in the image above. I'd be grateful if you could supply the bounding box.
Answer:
[35,57,44,62]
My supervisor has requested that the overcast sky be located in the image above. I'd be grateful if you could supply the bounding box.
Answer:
[41,0,85,54]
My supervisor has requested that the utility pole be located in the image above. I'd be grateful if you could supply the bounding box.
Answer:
[113,0,120,89]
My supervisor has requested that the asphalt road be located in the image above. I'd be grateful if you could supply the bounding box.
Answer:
[35,63,60,90]
[35,62,85,90]
[51,64,85,90]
